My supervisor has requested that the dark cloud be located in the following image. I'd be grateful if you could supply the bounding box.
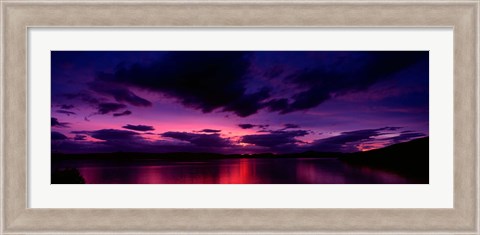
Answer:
[238,124,255,129]
[122,124,155,132]
[103,51,268,117]
[55,125,425,154]
[63,92,100,105]
[113,110,132,117]
[309,127,403,152]
[51,117,70,128]
[58,129,151,153]
[161,131,231,147]
[59,104,74,110]
[238,124,269,129]
[199,129,221,133]
[74,134,87,141]
[283,123,300,129]
[241,130,309,148]
[67,51,427,118]
[76,129,139,142]
[264,98,289,112]
[221,87,270,117]
[266,51,428,114]
[55,129,234,153]
[56,110,76,116]
[96,103,127,115]
[71,130,92,135]
[385,132,426,144]
[88,80,152,107]
[52,131,68,140]
[284,87,331,113]
[90,129,139,141]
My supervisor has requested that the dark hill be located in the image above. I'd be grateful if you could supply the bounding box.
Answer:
[341,137,429,183]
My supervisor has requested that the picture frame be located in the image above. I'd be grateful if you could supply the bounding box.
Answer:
[1,0,478,234]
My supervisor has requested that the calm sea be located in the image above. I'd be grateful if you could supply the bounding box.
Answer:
[52,157,417,184]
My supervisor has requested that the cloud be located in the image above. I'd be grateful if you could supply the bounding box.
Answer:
[113,110,132,117]
[264,98,289,112]
[283,123,300,129]
[238,124,255,129]
[96,103,127,115]
[238,124,269,129]
[61,129,153,152]
[88,80,152,107]
[71,130,92,135]
[54,129,149,153]
[51,117,70,128]
[122,124,155,132]
[74,134,87,140]
[59,104,74,110]
[55,51,427,119]
[55,129,234,153]
[86,103,129,120]
[308,127,404,152]
[241,130,309,147]
[198,129,221,133]
[384,132,426,144]
[54,126,426,154]
[102,51,271,117]
[221,87,270,117]
[52,131,68,140]
[63,92,100,105]
[265,51,428,114]
[56,110,76,116]
[90,129,140,141]
[161,131,232,147]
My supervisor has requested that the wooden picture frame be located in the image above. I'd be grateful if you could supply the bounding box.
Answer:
[1,0,478,233]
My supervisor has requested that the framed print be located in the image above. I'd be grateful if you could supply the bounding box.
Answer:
[1,0,478,234]
[49,50,430,185]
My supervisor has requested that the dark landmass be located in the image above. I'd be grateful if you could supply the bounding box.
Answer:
[51,168,85,184]
[340,137,429,183]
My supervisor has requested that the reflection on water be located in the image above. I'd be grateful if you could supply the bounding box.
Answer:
[52,158,413,184]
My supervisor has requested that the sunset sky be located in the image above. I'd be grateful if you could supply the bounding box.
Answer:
[51,51,428,154]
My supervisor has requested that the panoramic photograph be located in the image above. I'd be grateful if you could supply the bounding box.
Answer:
[51,51,429,184]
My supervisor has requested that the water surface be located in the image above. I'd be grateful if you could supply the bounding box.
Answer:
[52,157,417,184]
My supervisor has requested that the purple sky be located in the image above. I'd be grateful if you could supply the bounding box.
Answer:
[51,51,428,154]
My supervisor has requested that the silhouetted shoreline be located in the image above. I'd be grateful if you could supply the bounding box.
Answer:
[340,137,429,183]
